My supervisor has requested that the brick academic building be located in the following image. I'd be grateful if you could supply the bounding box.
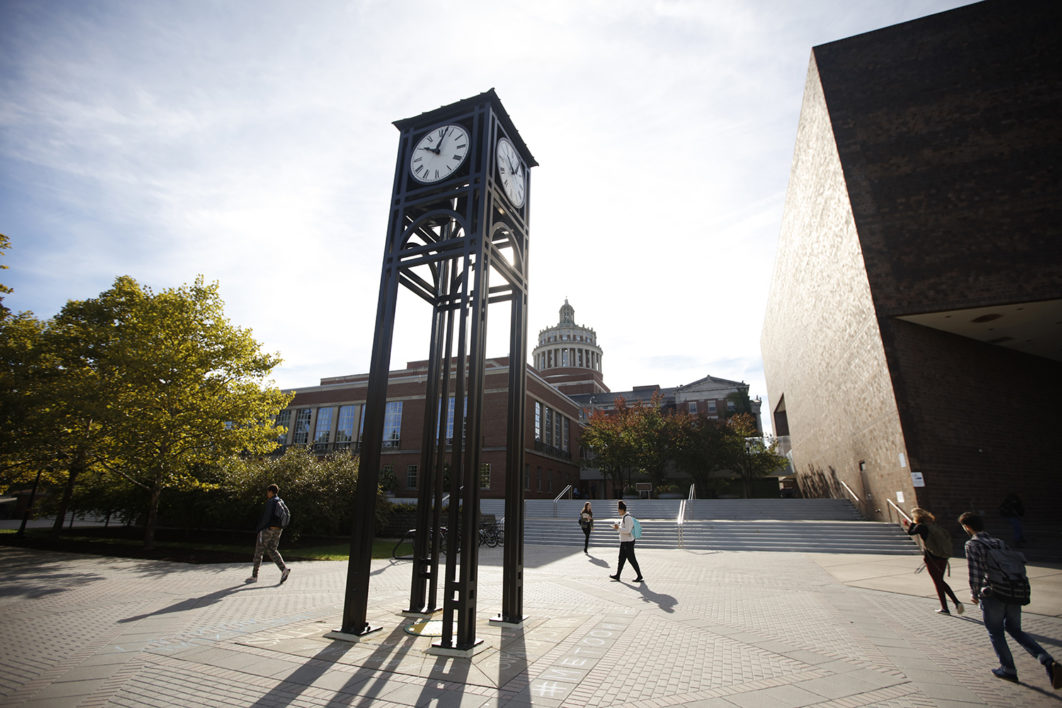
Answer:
[280,301,758,499]
[761,1,1062,529]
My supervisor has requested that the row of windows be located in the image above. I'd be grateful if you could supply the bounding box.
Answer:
[392,462,493,490]
[533,401,570,452]
[396,462,561,494]
[686,400,736,415]
[535,347,601,371]
[276,402,401,447]
[539,331,595,344]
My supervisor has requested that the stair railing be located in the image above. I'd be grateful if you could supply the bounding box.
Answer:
[885,499,920,550]
[687,483,696,500]
[676,498,687,549]
[837,479,873,519]
[885,498,912,526]
[838,479,861,504]
[552,484,573,518]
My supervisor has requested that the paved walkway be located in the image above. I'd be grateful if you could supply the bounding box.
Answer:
[1,542,1060,707]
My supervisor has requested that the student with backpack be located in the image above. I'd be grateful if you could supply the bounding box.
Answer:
[959,511,1060,688]
[246,483,291,585]
[609,500,643,583]
[903,508,963,615]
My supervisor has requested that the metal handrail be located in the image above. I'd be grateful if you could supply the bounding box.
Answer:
[676,499,687,549]
[838,480,861,503]
[552,484,573,518]
[885,498,912,525]
[687,483,696,500]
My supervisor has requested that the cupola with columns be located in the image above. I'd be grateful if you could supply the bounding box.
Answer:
[531,299,609,395]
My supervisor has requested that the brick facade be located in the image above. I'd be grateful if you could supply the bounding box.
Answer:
[762,1,1062,527]
[279,359,584,499]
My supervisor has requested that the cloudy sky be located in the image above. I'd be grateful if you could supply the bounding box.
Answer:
[1,0,971,432]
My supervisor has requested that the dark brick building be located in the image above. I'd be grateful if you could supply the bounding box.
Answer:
[761,1,1062,532]
[278,358,584,499]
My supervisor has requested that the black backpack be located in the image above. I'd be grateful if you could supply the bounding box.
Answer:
[976,538,1030,605]
[274,498,291,528]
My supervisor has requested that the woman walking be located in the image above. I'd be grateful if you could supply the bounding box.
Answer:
[580,502,594,554]
[904,508,963,615]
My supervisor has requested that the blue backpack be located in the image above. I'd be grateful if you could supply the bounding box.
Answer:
[630,516,642,540]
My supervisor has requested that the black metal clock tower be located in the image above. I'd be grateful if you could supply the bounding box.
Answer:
[339,90,536,653]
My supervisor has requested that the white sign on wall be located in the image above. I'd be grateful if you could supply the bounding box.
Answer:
[911,472,925,488]
[896,491,905,504]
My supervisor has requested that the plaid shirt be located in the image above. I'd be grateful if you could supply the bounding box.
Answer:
[964,531,1002,602]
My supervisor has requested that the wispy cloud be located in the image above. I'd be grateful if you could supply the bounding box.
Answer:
[1,0,972,429]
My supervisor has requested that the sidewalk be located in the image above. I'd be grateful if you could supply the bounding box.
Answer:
[1,542,1060,707]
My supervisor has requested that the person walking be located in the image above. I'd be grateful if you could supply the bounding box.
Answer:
[903,508,963,615]
[579,502,594,554]
[609,500,643,582]
[959,511,1061,687]
[246,484,291,584]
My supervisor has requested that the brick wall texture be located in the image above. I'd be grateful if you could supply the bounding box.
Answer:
[762,0,1062,526]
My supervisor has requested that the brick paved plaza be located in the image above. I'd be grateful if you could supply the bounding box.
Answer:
[1,542,1060,707]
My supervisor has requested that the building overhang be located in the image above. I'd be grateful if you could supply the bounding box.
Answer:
[897,298,1062,363]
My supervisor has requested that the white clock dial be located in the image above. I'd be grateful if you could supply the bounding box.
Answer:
[496,137,526,207]
[410,124,469,183]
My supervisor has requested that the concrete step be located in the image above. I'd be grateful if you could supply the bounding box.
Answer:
[508,498,865,521]
[517,518,920,555]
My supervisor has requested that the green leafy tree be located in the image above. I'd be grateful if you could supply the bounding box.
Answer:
[218,447,369,538]
[0,239,112,530]
[87,276,293,548]
[582,394,677,493]
[670,413,732,498]
[727,413,789,498]
[581,398,640,494]
[0,233,12,320]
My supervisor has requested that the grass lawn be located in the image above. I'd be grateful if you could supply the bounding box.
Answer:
[0,526,403,563]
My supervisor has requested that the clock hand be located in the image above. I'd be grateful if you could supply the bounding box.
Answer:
[436,126,450,153]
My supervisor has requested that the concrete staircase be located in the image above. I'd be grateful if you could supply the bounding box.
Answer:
[481,498,920,555]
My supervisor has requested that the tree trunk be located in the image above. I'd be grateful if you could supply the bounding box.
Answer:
[143,483,162,550]
[52,450,85,535]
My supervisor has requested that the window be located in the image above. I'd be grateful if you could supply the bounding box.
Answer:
[437,395,467,444]
[562,418,570,452]
[688,402,698,415]
[727,400,736,413]
[544,407,553,446]
[708,401,717,415]
[336,405,357,447]
[275,409,291,444]
[554,412,561,449]
[407,465,418,489]
[292,409,312,445]
[314,407,333,445]
[537,466,543,492]
[524,464,530,491]
[479,463,491,490]
[383,401,403,448]
[534,401,542,440]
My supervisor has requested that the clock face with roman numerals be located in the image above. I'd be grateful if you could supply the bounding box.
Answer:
[495,137,526,208]
[409,124,469,183]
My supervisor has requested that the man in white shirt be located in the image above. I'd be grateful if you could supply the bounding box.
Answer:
[609,500,643,583]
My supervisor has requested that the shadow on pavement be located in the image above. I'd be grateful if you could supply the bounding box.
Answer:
[118,584,255,623]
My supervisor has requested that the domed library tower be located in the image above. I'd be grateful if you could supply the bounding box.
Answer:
[531,300,609,396]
